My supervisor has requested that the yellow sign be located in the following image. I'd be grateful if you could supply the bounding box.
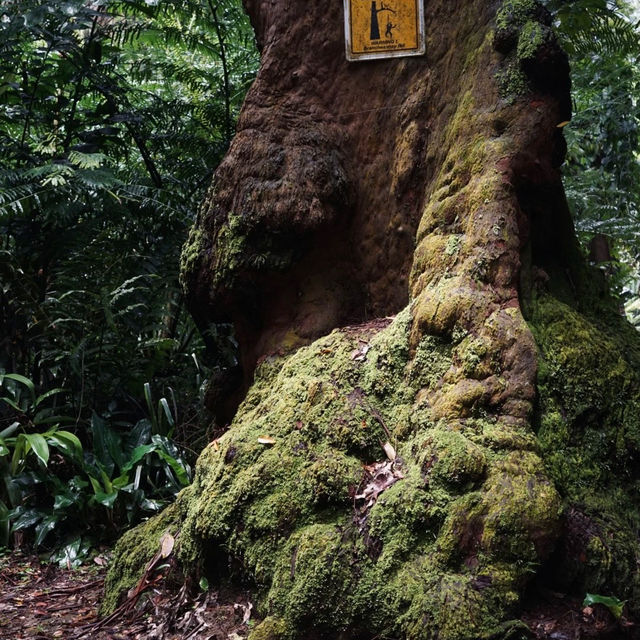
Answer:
[344,0,425,61]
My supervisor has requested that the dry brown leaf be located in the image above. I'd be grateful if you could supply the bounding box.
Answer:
[257,436,276,445]
[234,600,253,625]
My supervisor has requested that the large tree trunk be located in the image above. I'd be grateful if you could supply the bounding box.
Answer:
[104,0,640,637]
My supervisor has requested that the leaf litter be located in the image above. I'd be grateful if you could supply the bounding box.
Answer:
[0,549,256,640]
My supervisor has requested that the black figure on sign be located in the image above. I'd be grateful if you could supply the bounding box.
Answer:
[370,1,395,40]
[385,18,397,38]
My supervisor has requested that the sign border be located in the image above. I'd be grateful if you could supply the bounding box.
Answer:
[343,0,425,62]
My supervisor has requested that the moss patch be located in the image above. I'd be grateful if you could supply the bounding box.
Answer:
[101,496,186,614]
[529,293,640,611]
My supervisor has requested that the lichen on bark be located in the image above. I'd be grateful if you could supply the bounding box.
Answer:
[104,0,640,637]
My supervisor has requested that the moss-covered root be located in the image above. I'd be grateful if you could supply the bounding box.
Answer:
[247,617,290,640]
[138,310,556,639]
[529,293,640,613]
[101,494,187,615]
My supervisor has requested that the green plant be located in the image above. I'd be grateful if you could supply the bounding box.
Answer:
[0,373,191,551]
[0,0,257,555]
[583,592,626,619]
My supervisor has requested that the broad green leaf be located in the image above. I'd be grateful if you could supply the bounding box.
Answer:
[0,422,20,439]
[0,374,35,397]
[583,593,626,619]
[144,382,157,432]
[48,430,83,461]
[91,412,121,475]
[34,387,66,408]
[121,443,156,474]
[112,473,132,489]
[93,491,118,508]
[0,396,24,413]
[159,397,175,432]
[10,435,25,474]
[155,450,190,487]
[125,419,152,452]
[53,493,75,510]
[10,507,44,532]
[25,433,49,466]
[100,469,113,494]
[34,514,58,547]
[88,475,103,495]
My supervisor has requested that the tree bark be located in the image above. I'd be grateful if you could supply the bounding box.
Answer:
[105,0,640,637]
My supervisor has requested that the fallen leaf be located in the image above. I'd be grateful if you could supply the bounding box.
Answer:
[160,532,175,558]
[258,436,276,445]
[234,600,254,625]
[382,441,396,461]
[351,344,370,361]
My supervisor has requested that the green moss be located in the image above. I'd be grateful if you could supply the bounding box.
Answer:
[248,617,290,640]
[416,427,488,488]
[106,297,576,637]
[495,0,538,31]
[445,234,462,257]
[494,0,553,101]
[516,21,550,61]
[529,293,640,608]
[495,61,528,101]
[409,334,453,389]
[179,226,206,289]
[267,524,355,631]
[211,212,250,287]
[102,496,186,614]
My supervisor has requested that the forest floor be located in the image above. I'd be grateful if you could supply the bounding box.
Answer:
[0,551,254,640]
[0,551,637,640]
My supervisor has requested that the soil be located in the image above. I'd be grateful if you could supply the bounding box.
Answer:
[1,551,638,640]
[0,551,255,640]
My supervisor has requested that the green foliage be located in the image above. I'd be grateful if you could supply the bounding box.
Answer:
[583,593,626,618]
[0,0,258,553]
[543,1,640,310]
[0,373,192,550]
[547,0,640,56]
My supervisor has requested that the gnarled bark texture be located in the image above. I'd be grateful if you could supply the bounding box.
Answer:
[105,0,640,638]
